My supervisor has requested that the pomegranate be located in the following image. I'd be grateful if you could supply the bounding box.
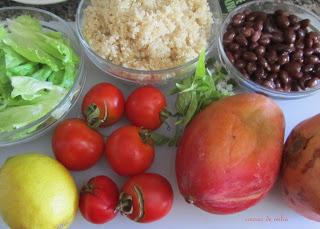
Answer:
[176,93,285,214]
[281,114,320,221]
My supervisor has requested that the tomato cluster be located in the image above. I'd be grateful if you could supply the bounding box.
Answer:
[51,83,173,224]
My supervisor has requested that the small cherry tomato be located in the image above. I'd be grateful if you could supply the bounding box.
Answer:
[52,118,104,170]
[117,173,173,223]
[125,86,167,130]
[80,176,119,224]
[105,125,154,176]
[82,83,125,128]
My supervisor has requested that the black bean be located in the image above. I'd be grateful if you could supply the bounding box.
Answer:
[254,45,266,56]
[292,50,304,60]
[309,31,320,45]
[234,52,240,60]
[271,31,284,43]
[243,27,255,37]
[253,20,264,31]
[226,51,235,63]
[314,64,320,73]
[313,43,320,54]
[249,42,259,51]
[259,35,271,46]
[296,29,307,40]
[279,70,291,85]
[276,15,290,29]
[263,16,277,33]
[303,64,314,73]
[232,13,245,26]
[273,44,294,53]
[270,64,281,73]
[266,49,278,64]
[284,62,302,78]
[278,53,290,65]
[223,30,236,43]
[298,77,308,90]
[296,58,304,64]
[251,31,262,42]
[306,78,319,88]
[243,51,258,62]
[304,48,314,56]
[255,67,266,79]
[235,34,248,46]
[285,28,296,44]
[235,59,247,69]
[300,19,310,28]
[295,40,305,50]
[246,62,257,75]
[258,56,270,70]
[228,43,240,52]
[306,55,320,64]
[305,36,314,48]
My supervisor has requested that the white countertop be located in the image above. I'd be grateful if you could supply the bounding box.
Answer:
[1,55,320,229]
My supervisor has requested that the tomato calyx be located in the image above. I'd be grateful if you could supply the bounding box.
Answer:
[116,185,145,222]
[85,103,108,129]
[139,129,171,146]
[81,184,95,194]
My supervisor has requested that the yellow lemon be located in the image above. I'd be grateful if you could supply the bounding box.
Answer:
[0,153,78,229]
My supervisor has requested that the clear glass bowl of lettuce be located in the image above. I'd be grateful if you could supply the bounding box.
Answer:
[0,7,85,147]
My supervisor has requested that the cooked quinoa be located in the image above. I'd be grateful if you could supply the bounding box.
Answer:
[83,0,213,70]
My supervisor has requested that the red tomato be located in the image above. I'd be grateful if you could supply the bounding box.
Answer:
[52,118,104,171]
[126,86,167,130]
[105,125,154,176]
[82,83,125,128]
[117,173,173,223]
[80,176,119,224]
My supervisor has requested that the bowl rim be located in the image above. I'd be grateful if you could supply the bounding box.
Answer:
[218,0,320,99]
[75,0,220,76]
[0,6,85,137]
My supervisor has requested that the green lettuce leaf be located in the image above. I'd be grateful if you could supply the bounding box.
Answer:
[10,76,61,101]
[7,62,39,77]
[0,86,67,131]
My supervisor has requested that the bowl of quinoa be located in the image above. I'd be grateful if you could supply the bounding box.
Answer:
[76,0,222,84]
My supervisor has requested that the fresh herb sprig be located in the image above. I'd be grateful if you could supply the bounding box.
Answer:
[171,49,234,128]
[152,50,234,147]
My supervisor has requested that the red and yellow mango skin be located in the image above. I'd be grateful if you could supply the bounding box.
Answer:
[176,93,285,214]
[281,114,320,222]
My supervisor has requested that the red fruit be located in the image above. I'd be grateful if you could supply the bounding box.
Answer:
[105,125,155,176]
[80,176,119,224]
[82,83,125,128]
[117,173,173,223]
[281,114,320,221]
[126,86,167,130]
[176,93,285,214]
[52,118,104,171]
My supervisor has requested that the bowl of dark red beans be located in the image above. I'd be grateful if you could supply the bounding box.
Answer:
[218,0,320,99]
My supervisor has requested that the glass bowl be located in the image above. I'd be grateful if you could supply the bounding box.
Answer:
[0,7,85,147]
[218,0,320,99]
[76,0,222,85]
